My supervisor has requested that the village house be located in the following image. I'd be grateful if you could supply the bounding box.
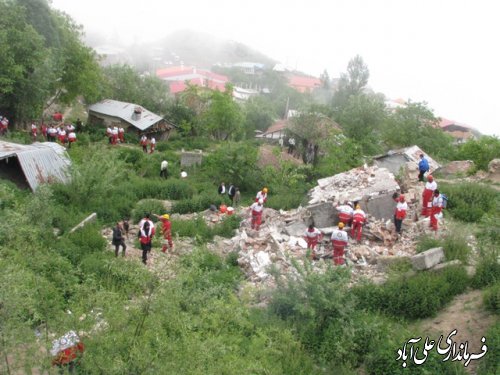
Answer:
[156,65,229,94]
[87,99,176,140]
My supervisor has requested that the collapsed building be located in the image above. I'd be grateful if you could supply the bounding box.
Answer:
[306,165,400,229]
[372,145,441,177]
[0,140,70,191]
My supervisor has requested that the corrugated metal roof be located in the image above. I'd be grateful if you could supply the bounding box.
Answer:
[0,141,70,191]
[87,99,163,131]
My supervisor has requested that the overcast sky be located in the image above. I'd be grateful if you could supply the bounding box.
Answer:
[51,0,499,136]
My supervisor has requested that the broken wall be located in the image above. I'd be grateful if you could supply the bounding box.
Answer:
[181,150,203,167]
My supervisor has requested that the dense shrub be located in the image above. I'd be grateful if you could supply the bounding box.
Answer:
[172,192,226,214]
[454,136,500,171]
[56,223,108,265]
[130,177,195,200]
[353,266,470,319]
[483,282,500,314]
[477,321,500,375]
[172,215,241,243]
[415,234,442,253]
[472,254,500,288]
[440,182,498,222]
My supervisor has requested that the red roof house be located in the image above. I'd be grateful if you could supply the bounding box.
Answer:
[156,66,229,94]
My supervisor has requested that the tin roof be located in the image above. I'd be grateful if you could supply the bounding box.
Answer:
[0,141,71,191]
[87,99,163,131]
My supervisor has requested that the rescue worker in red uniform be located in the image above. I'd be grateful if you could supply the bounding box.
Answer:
[331,222,349,265]
[50,331,85,374]
[249,199,264,230]
[256,187,268,203]
[138,214,155,265]
[41,123,48,140]
[430,189,444,231]
[394,194,408,234]
[118,127,125,143]
[421,175,437,217]
[31,122,38,141]
[304,224,323,259]
[154,213,173,253]
[140,135,148,153]
[351,204,366,242]
[336,201,354,226]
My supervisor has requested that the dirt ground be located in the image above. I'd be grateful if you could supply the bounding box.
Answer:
[414,289,497,375]
[257,144,303,169]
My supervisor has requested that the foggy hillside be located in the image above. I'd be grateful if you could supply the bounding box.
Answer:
[87,29,276,71]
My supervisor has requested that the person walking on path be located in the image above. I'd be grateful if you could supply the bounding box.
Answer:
[153,213,174,253]
[421,175,437,217]
[160,160,169,179]
[430,189,444,232]
[112,222,126,257]
[118,127,125,143]
[418,154,430,182]
[351,204,366,242]
[31,122,38,142]
[331,222,349,265]
[393,194,408,234]
[122,218,130,239]
[140,135,148,153]
[149,137,156,153]
[138,214,155,264]
[256,187,268,203]
[249,199,264,231]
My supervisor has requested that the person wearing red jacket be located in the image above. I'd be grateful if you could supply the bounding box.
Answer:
[255,187,268,203]
[31,122,38,141]
[153,213,173,253]
[51,331,84,374]
[249,199,264,230]
[351,204,366,242]
[138,214,155,264]
[304,224,323,256]
[421,175,437,217]
[336,201,354,226]
[331,222,349,265]
[394,194,408,234]
[41,123,48,140]
[430,189,444,231]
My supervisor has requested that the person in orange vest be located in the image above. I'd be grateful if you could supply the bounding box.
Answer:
[336,201,354,227]
[331,222,349,265]
[138,214,155,264]
[304,224,323,259]
[421,175,437,217]
[351,204,366,242]
[153,213,173,253]
[430,189,444,232]
[256,187,268,203]
[394,194,408,234]
[140,135,148,152]
[249,199,264,230]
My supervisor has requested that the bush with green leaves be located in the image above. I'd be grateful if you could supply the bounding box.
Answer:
[353,266,470,319]
[131,199,166,223]
[172,215,241,243]
[455,135,500,171]
[172,192,226,214]
[477,321,500,375]
[483,282,500,314]
[472,251,500,289]
[440,182,498,223]
[130,177,195,201]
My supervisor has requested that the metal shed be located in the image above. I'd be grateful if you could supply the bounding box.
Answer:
[0,141,70,191]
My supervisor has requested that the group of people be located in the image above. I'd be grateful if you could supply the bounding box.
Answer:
[140,134,156,153]
[106,126,126,145]
[218,182,241,207]
[419,153,445,231]
[30,122,79,147]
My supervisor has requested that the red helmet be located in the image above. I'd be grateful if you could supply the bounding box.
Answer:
[427,175,434,181]
[399,195,405,202]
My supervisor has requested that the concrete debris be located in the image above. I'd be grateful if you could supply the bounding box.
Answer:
[488,158,500,182]
[373,145,441,176]
[308,165,400,220]
[411,247,445,270]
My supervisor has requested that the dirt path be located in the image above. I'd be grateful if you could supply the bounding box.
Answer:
[257,144,303,169]
[414,289,497,374]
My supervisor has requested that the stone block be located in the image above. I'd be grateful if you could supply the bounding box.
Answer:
[180,150,203,167]
[376,255,410,272]
[411,247,445,270]
[306,202,336,228]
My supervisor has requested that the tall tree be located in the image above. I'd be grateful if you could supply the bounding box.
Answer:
[332,55,369,112]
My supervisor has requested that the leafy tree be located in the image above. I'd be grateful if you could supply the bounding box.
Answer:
[243,96,275,136]
[316,135,364,177]
[201,85,244,140]
[319,69,331,89]
[332,55,369,112]
[288,112,340,165]
[102,64,169,114]
[335,93,387,155]
[381,101,454,159]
